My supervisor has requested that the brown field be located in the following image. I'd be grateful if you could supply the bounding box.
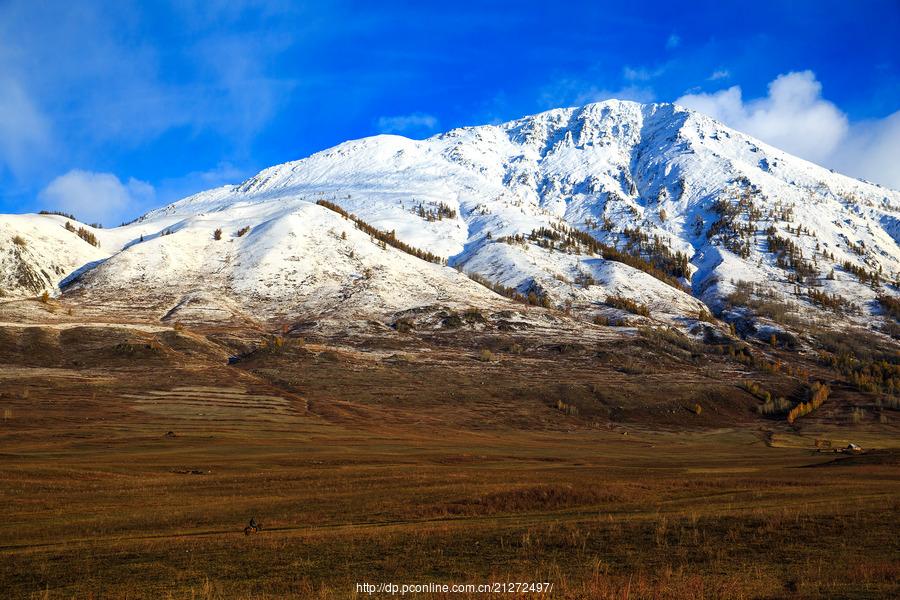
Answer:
[1,310,898,599]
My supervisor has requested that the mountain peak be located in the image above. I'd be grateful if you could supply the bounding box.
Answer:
[2,101,899,342]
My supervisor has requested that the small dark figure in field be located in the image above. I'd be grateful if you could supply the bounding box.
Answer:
[244,517,262,536]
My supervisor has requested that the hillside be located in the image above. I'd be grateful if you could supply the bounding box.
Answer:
[0,214,107,297]
[3,99,900,335]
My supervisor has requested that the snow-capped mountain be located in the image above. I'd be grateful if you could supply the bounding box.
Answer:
[3,99,899,331]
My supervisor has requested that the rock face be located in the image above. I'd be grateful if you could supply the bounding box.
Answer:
[3,100,899,330]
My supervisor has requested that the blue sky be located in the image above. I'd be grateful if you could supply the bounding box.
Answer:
[1,0,898,225]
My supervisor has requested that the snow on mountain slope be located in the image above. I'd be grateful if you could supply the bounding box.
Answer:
[136,99,900,327]
[4,99,900,330]
[0,212,184,298]
[64,202,510,326]
[0,214,107,297]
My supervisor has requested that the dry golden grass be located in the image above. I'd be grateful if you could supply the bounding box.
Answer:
[0,322,898,598]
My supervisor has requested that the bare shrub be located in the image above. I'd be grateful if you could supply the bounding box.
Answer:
[477,348,495,362]
[76,227,99,247]
[605,295,650,317]
[556,399,579,416]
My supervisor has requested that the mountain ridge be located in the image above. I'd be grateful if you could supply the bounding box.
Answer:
[2,99,899,338]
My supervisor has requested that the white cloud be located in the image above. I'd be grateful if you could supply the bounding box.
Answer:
[376,113,439,135]
[677,70,900,189]
[677,71,848,163]
[666,34,680,50]
[831,110,900,188]
[708,70,730,81]
[38,170,156,225]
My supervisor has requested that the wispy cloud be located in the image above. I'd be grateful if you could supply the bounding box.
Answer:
[0,0,316,221]
[376,113,439,135]
[708,69,730,81]
[156,161,248,204]
[540,78,656,109]
[623,66,659,82]
[0,78,53,177]
[0,0,299,174]
[666,34,680,50]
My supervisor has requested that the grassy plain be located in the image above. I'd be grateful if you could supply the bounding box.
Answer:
[0,315,898,598]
